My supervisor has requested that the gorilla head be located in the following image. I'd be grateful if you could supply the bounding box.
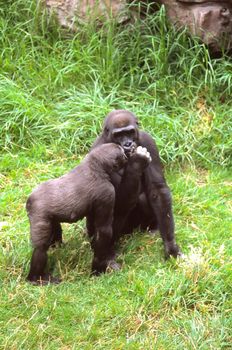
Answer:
[103,110,139,155]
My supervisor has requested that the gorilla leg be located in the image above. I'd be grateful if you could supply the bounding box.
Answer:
[86,211,95,240]
[124,193,158,235]
[27,218,60,284]
[49,221,63,247]
[27,245,49,282]
[137,192,158,233]
[91,204,118,275]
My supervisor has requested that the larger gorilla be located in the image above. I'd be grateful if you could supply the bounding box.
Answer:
[87,110,181,270]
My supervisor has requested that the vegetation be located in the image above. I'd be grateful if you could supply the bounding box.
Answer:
[0,1,231,349]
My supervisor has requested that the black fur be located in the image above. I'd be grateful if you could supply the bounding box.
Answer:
[87,110,181,267]
[26,143,127,284]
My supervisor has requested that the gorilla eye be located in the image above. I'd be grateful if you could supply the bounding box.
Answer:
[113,131,123,137]
[128,129,135,135]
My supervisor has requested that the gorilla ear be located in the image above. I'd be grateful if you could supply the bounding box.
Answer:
[135,118,139,126]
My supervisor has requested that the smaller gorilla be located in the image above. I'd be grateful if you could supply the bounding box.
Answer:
[26,143,128,285]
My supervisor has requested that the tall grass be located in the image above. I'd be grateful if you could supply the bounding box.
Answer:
[0,1,231,166]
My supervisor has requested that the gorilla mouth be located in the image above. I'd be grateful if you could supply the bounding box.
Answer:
[123,143,136,156]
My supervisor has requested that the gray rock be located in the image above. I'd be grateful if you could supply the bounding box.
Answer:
[43,0,232,52]
[163,0,232,52]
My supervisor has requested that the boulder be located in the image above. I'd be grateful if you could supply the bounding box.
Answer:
[44,0,132,30]
[44,0,232,52]
[162,0,232,52]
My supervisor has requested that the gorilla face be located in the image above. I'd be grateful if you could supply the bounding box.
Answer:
[103,110,139,155]
[111,125,138,154]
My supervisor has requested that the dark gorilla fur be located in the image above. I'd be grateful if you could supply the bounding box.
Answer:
[87,110,182,269]
[26,143,127,284]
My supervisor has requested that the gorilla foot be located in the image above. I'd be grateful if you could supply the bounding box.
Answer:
[91,257,121,276]
[49,241,64,249]
[27,273,61,286]
[106,259,121,273]
[147,228,158,236]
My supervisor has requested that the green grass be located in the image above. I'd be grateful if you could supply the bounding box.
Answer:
[1,157,231,349]
[0,1,231,165]
[0,1,232,349]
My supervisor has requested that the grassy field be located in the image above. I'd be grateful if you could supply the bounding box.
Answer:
[0,1,232,349]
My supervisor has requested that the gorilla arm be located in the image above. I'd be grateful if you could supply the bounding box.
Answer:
[139,131,181,258]
[113,146,151,236]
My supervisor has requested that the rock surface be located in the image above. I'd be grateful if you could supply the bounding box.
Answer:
[44,0,232,52]
[163,0,232,52]
[45,0,131,30]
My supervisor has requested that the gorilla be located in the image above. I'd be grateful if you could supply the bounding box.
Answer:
[87,110,181,270]
[26,143,131,284]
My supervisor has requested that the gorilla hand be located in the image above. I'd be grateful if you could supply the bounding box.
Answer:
[129,146,152,172]
[164,241,182,259]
